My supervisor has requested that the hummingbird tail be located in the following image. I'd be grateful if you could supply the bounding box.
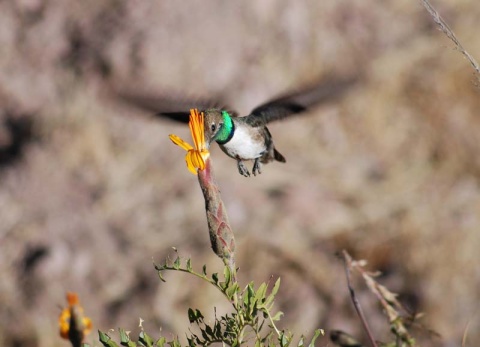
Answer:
[274,148,286,163]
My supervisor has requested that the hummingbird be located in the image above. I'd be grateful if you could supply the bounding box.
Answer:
[117,76,358,176]
[201,108,286,177]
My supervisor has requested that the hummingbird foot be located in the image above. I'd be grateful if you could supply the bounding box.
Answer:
[237,160,251,177]
[252,158,262,176]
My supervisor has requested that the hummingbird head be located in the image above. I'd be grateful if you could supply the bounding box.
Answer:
[204,109,234,145]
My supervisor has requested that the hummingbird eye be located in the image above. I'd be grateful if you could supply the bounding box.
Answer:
[211,123,216,132]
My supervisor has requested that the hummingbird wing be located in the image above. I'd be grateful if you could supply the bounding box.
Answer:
[116,89,235,123]
[244,75,359,127]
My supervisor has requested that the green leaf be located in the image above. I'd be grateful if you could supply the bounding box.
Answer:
[167,339,182,347]
[212,272,219,284]
[186,258,192,272]
[280,331,290,347]
[244,282,255,307]
[205,324,214,337]
[119,328,136,347]
[223,266,231,286]
[188,308,196,323]
[139,331,154,347]
[99,330,120,347]
[155,337,166,347]
[255,283,268,304]
[297,336,305,347]
[213,319,222,339]
[188,308,204,323]
[158,271,166,282]
[225,283,239,300]
[271,311,284,321]
[173,257,181,270]
[200,328,209,341]
[264,278,281,309]
[202,265,207,276]
[308,329,323,347]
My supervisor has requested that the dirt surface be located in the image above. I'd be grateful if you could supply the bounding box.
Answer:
[1,1,479,346]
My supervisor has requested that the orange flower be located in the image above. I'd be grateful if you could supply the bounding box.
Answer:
[169,109,210,175]
[59,292,92,341]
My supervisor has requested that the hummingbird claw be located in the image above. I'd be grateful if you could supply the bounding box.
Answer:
[237,160,250,177]
[252,159,262,176]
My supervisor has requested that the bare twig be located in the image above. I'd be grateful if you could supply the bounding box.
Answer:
[462,306,479,347]
[344,251,416,346]
[421,0,480,83]
[342,251,378,347]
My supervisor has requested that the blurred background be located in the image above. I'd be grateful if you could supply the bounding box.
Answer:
[1,1,479,346]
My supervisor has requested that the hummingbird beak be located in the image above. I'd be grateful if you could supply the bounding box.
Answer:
[204,135,213,148]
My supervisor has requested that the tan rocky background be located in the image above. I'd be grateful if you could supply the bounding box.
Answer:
[1,1,479,346]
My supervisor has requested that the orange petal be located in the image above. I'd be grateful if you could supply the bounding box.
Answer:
[185,151,198,175]
[189,109,206,151]
[169,134,193,151]
[83,317,93,336]
[67,292,79,306]
[59,308,71,339]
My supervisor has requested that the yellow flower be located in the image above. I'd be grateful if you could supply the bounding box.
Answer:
[59,292,92,340]
[169,109,210,175]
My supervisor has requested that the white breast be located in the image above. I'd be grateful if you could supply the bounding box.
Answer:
[221,126,264,160]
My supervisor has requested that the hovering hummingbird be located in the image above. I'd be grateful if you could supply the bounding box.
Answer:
[118,76,358,177]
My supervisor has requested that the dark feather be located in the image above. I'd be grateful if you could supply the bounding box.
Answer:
[115,75,359,125]
[117,90,229,124]
[156,111,191,123]
[245,75,359,127]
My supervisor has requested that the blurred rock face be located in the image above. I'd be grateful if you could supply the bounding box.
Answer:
[1,1,480,346]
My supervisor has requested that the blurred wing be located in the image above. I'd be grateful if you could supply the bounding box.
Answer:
[116,90,230,124]
[245,75,360,127]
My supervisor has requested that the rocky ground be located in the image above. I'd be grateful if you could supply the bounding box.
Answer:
[0,1,479,346]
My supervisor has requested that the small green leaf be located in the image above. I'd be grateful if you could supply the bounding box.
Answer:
[264,278,281,309]
[188,308,204,323]
[167,338,182,347]
[280,331,289,347]
[188,308,196,323]
[297,336,305,347]
[255,283,268,304]
[245,282,255,306]
[205,325,214,337]
[158,271,166,282]
[173,257,181,270]
[186,258,193,272]
[213,319,222,339]
[139,331,154,347]
[308,329,323,347]
[271,278,281,296]
[119,328,136,347]
[271,311,284,321]
[200,328,209,341]
[98,330,119,347]
[223,266,231,286]
[156,337,166,347]
[225,283,239,300]
[202,265,207,276]
[212,272,219,284]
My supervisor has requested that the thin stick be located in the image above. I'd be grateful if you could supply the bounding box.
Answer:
[421,0,480,82]
[342,250,378,347]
